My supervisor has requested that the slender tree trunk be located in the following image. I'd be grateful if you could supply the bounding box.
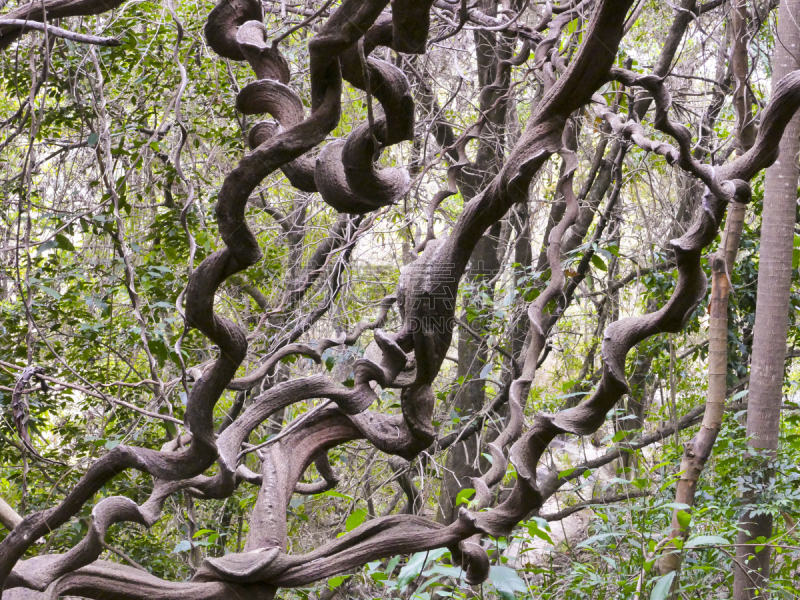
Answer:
[733,1,800,595]
[656,254,731,576]
[732,0,757,154]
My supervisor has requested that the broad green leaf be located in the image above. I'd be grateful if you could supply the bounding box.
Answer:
[320,490,353,501]
[650,571,676,600]
[591,254,607,271]
[730,389,749,402]
[455,488,475,506]
[385,556,401,574]
[171,540,192,554]
[576,532,621,548]
[611,430,628,442]
[193,529,215,538]
[345,508,367,531]
[54,233,75,251]
[650,461,672,472]
[676,510,692,528]
[684,535,729,549]
[660,502,690,510]
[417,575,444,592]
[423,565,464,580]
[558,467,577,479]
[328,576,346,588]
[488,565,527,600]
[554,392,586,400]
[527,520,554,545]
[37,285,61,300]
[398,548,448,589]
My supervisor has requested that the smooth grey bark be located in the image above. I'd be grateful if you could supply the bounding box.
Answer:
[733,1,800,596]
[0,498,22,532]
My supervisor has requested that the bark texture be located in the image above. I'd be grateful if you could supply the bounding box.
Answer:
[733,0,800,595]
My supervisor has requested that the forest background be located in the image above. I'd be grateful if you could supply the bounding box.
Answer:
[1,0,800,599]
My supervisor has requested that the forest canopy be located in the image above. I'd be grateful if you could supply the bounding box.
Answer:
[1,0,800,599]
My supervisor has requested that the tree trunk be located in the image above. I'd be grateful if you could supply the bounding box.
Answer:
[656,254,731,576]
[733,0,800,595]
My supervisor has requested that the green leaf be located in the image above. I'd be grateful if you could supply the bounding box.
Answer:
[684,535,729,549]
[591,254,607,271]
[328,575,346,588]
[558,467,577,479]
[193,529,215,538]
[527,519,554,545]
[171,540,192,554]
[488,565,527,600]
[423,565,464,580]
[660,502,690,511]
[650,572,676,600]
[417,574,444,592]
[554,392,586,400]
[649,461,672,472]
[455,488,475,506]
[37,285,61,300]
[611,430,628,442]
[319,490,353,501]
[385,556,401,574]
[793,234,800,268]
[345,508,367,532]
[730,389,749,402]
[54,234,75,251]
[88,132,100,147]
[398,549,448,589]
[576,532,621,548]
[676,510,692,528]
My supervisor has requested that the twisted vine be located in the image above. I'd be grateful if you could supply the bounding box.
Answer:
[5,2,800,599]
